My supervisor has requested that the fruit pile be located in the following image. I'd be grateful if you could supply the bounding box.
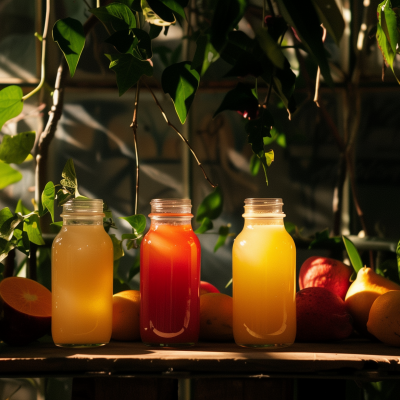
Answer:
[3,258,400,347]
[297,256,400,346]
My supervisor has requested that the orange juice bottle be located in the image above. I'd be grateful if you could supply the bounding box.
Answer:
[232,198,296,348]
[52,199,113,347]
[140,199,201,347]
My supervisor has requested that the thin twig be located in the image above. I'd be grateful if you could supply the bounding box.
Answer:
[143,81,217,188]
[313,24,327,107]
[130,80,141,215]
[22,0,50,102]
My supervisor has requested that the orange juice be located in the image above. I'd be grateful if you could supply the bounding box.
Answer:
[232,199,296,348]
[51,200,113,347]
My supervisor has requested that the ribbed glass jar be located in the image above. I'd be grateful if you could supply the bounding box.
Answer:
[51,199,113,348]
[140,199,201,347]
[232,198,296,348]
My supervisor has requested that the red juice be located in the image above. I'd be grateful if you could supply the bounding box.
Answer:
[140,217,201,346]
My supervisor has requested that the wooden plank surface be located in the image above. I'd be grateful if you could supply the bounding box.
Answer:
[0,339,400,377]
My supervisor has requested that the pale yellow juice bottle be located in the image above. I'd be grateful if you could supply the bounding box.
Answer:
[233,198,296,348]
[52,199,113,347]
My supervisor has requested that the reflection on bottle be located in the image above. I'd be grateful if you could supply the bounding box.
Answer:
[244,310,287,338]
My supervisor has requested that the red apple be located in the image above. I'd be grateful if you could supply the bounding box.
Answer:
[200,281,220,295]
[296,287,353,342]
[299,256,353,300]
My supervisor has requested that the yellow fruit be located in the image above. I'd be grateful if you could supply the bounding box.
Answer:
[367,290,400,346]
[112,290,141,341]
[345,267,400,335]
[200,293,233,342]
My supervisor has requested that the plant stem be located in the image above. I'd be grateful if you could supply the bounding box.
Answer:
[22,0,50,102]
[143,81,217,188]
[130,80,141,215]
[35,14,99,230]
[4,249,15,278]
[27,243,37,281]
[313,24,327,107]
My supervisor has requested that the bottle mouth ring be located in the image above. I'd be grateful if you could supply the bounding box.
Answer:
[150,198,192,214]
[62,199,104,214]
[243,198,284,217]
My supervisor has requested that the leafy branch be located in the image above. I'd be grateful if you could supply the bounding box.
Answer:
[143,80,217,188]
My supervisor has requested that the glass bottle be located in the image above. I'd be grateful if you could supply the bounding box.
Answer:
[51,199,113,347]
[140,199,201,347]
[232,198,296,348]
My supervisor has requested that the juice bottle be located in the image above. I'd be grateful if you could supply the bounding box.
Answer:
[52,199,113,347]
[232,198,296,348]
[140,199,200,347]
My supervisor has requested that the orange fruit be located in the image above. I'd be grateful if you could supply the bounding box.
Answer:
[200,293,233,342]
[345,267,400,335]
[112,290,141,341]
[367,290,400,346]
[0,277,52,345]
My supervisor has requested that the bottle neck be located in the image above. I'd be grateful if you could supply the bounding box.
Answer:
[149,213,193,226]
[243,217,284,226]
[62,214,104,226]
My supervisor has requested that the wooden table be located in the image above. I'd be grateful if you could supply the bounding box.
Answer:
[1,339,400,399]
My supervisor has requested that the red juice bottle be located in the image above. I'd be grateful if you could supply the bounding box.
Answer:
[140,199,201,347]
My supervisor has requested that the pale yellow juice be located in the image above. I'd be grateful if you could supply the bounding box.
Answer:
[232,219,296,347]
[52,225,113,346]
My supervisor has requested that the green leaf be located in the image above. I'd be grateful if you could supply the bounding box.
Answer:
[214,82,259,119]
[0,86,23,131]
[245,110,275,183]
[0,238,16,263]
[194,217,213,234]
[105,29,138,54]
[214,225,230,252]
[0,131,35,165]
[141,0,176,26]
[210,0,247,51]
[160,0,186,19]
[132,28,153,59]
[120,214,147,234]
[41,181,55,222]
[128,255,141,281]
[255,27,285,69]
[161,62,200,124]
[90,3,137,33]
[311,0,345,44]
[284,221,296,234]
[381,0,398,54]
[56,188,74,206]
[342,235,364,273]
[276,0,333,85]
[149,23,163,38]
[249,153,261,176]
[109,234,124,260]
[225,278,232,288]
[106,29,153,59]
[0,208,23,241]
[196,186,223,222]
[116,0,142,12]
[61,158,78,190]
[53,18,85,78]
[14,229,30,256]
[376,23,399,82]
[105,53,153,96]
[24,214,45,246]
[0,162,22,189]
[191,34,220,76]
[376,259,400,284]
[245,109,274,151]
[15,200,31,216]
